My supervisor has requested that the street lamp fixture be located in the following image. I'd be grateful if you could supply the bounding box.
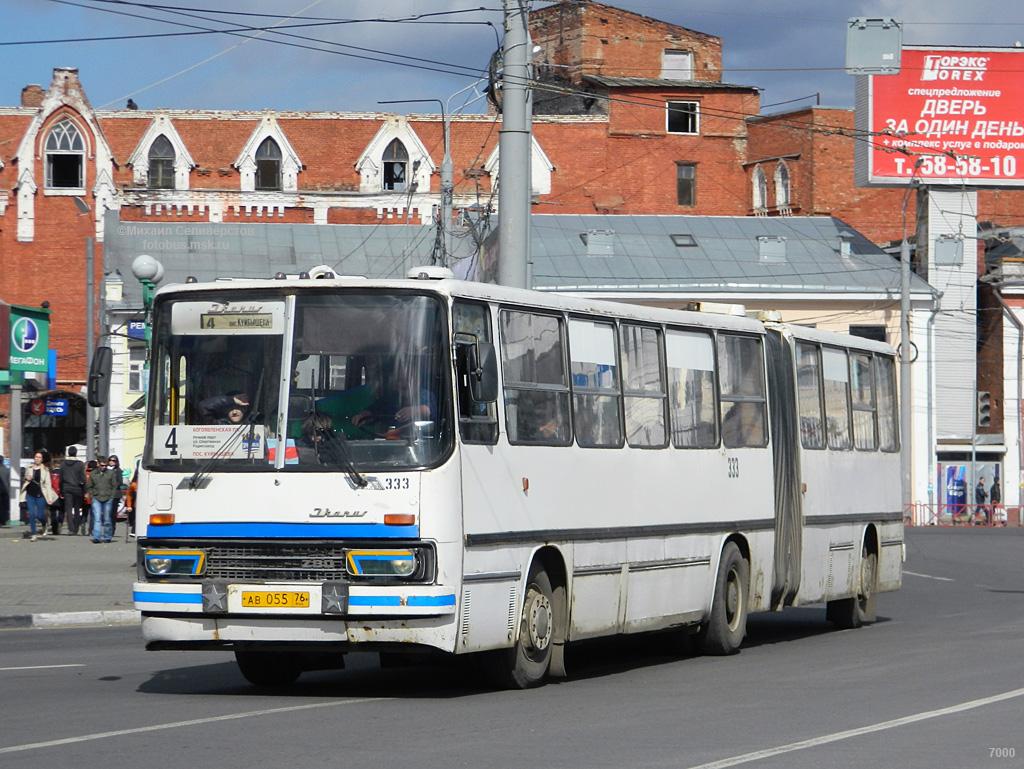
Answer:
[131,254,164,311]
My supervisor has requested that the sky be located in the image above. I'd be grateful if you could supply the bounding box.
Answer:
[3,1,1023,116]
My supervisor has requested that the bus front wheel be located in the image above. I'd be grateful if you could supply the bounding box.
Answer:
[235,650,302,687]
[701,542,749,655]
[484,567,555,689]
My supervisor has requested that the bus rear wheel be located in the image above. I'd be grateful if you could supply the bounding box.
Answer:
[484,567,555,689]
[701,542,749,656]
[827,547,878,629]
[234,650,302,687]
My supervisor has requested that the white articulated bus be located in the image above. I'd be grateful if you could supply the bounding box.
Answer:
[131,269,902,688]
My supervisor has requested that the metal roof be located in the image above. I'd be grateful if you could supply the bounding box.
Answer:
[523,214,935,297]
[103,215,479,307]
[103,213,935,308]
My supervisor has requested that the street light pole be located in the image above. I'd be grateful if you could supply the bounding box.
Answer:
[497,0,533,289]
[86,236,95,462]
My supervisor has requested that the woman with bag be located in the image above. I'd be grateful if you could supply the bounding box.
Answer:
[19,451,56,542]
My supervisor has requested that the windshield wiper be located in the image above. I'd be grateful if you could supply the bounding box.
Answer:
[314,426,368,488]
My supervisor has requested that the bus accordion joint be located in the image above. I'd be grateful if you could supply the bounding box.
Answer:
[384,514,415,526]
[149,514,175,526]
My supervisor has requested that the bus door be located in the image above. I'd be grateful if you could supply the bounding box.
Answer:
[764,329,803,609]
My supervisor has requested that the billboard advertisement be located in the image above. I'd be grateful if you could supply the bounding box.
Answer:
[9,306,50,373]
[856,46,1024,187]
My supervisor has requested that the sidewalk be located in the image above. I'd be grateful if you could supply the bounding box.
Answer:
[0,524,140,630]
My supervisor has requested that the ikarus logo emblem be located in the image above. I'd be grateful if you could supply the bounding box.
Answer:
[12,317,40,354]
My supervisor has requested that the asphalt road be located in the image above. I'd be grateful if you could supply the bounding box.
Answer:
[1,528,1021,769]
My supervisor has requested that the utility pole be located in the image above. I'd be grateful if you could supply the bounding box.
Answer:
[497,0,533,289]
[85,237,95,462]
[899,237,913,514]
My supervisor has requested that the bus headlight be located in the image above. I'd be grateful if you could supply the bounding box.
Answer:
[346,550,417,578]
[144,550,206,576]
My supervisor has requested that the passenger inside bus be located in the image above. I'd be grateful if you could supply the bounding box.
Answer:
[197,392,250,424]
[350,353,437,433]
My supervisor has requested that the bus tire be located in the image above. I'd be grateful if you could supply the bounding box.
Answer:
[701,542,749,656]
[484,566,555,689]
[827,547,878,629]
[234,650,302,687]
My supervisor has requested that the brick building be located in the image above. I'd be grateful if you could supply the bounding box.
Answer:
[3,0,1022,511]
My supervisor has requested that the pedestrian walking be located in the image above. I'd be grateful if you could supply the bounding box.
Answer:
[18,451,56,541]
[60,446,87,535]
[107,455,124,538]
[86,456,119,543]
[974,476,988,525]
[48,459,63,534]
[990,478,1005,525]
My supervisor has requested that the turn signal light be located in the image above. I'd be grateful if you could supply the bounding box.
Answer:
[383,514,415,526]
[149,514,175,526]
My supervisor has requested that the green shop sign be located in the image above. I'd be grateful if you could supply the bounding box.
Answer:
[9,305,50,373]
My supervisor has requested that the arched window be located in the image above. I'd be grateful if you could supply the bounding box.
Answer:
[383,138,408,191]
[148,135,175,190]
[774,162,791,208]
[752,166,768,211]
[255,137,282,191]
[45,118,85,189]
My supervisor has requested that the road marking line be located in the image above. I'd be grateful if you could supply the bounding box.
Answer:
[685,687,1024,769]
[0,664,86,672]
[0,697,390,754]
[902,570,954,582]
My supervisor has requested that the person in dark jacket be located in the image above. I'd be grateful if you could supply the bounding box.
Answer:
[198,393,250,424]
[60,446,87,535]
[974,476,988,525]
[86,455,120,543]
[107,454,124,538]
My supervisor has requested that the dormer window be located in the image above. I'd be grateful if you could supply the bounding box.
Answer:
[45,118,85,189]
[383,138,408,191]
[148,135,175,190]
[255,137,282,191]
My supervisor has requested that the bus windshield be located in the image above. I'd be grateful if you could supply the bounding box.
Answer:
[148,290,452,472]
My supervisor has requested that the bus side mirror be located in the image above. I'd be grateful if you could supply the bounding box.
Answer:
[462,342,497,405]
[87,346,113,407]
[469,343,498,404]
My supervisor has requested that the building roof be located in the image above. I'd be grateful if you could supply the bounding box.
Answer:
[584,75,759,92]
[523,214,935,298]
[103,218,481,307]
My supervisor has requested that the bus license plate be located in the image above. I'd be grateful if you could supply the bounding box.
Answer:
[241,591,310,608]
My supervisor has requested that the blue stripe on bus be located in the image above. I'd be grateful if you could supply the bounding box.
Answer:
[143,522,419,539]
[134,591,203,604]
[349,595,455,607]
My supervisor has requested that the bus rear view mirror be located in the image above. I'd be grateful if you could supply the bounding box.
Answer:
[88,346,114,407]
[460,341,498,404]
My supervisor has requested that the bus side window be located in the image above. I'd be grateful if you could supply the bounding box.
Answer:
[453,302,498,444]
[620,324,667,448]
[822,347,852,450]
[718,334,768,449]
[500,310,571,446]
[666,328,717,448]
[876,355,899,452]
[851,352,877,450]
[569,318,623,448]
[796,342,825,449]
